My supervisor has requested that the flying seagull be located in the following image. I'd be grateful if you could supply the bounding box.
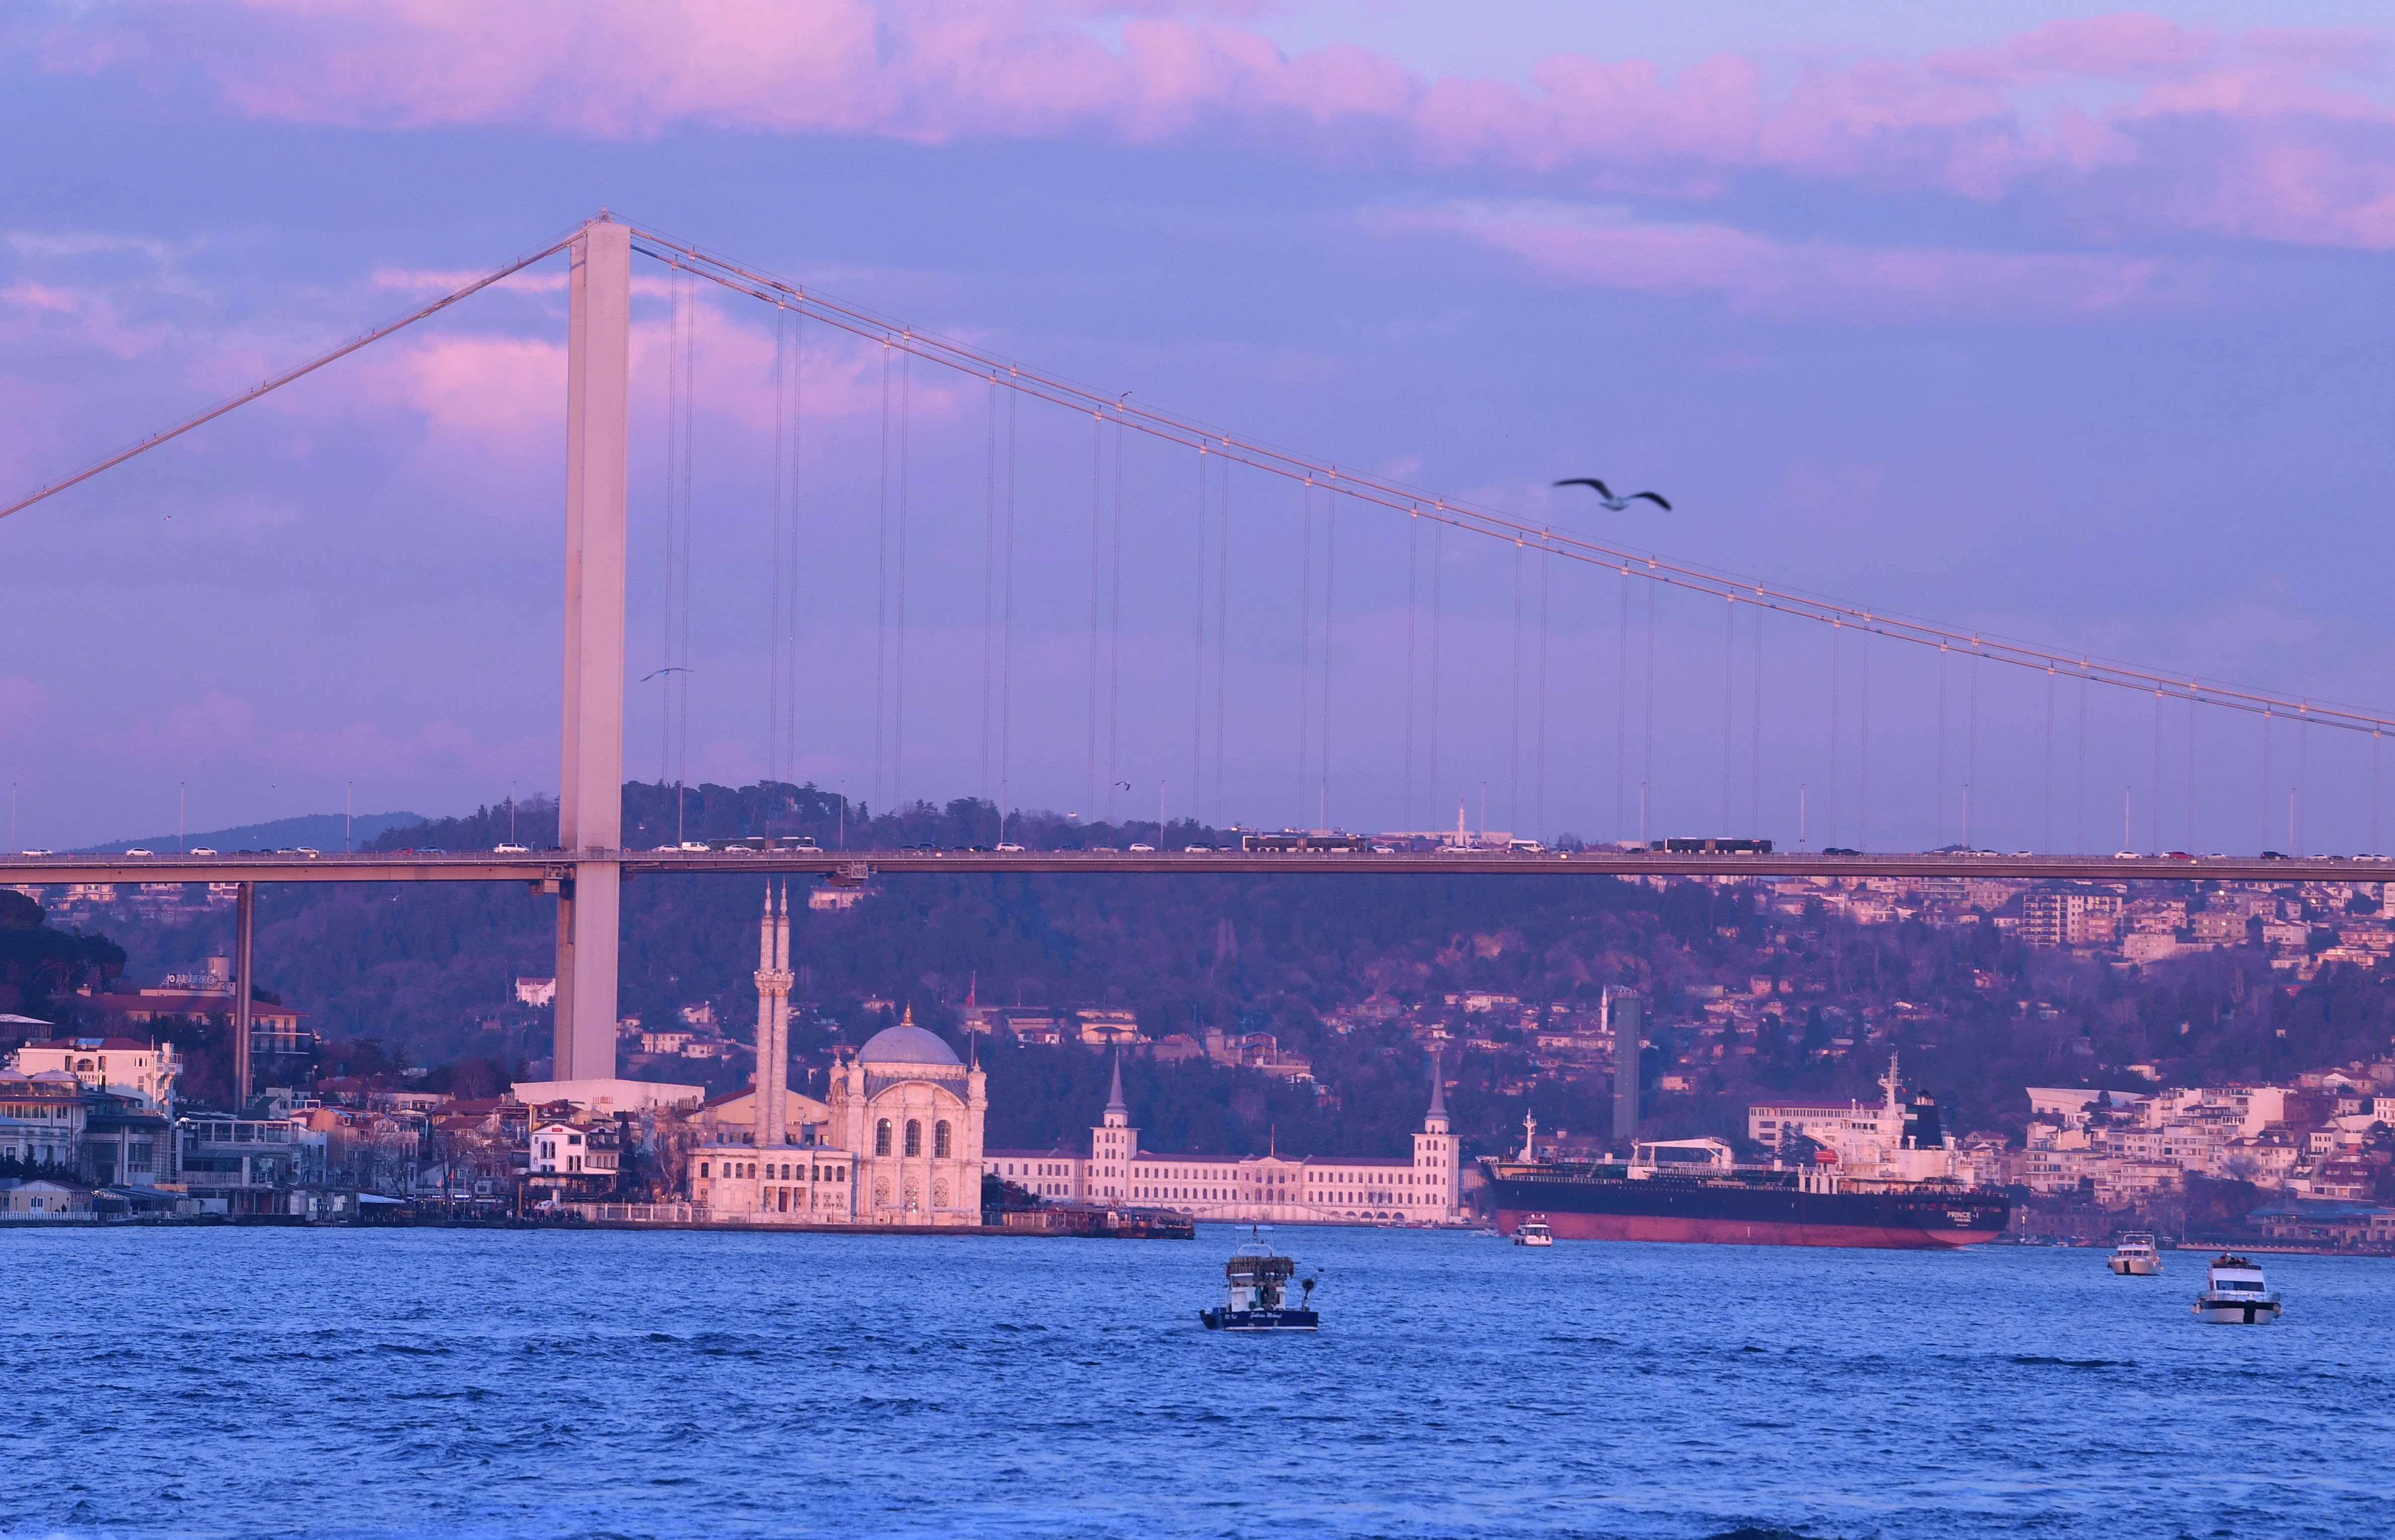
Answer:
[1553,477,1671,512]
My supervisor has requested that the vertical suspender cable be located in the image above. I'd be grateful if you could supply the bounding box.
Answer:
[980,379,996,808]
[893,349,910,814]
[1192,449,1208,825]
[769,309,785,789]
[785,310,805,789]
[2078,669,2090,856]
[1536,553,1549,841]
[1000,388,1018,843]
[1750,600,1762,839]
[1643,578,1656,843]
[1853,628,1870,851]
[1828,621,1841,851]
[1404,514,1419,831]
[1509,543,1523,833]
[1935,644,1947,848]
[1720,595,1733,836]
[1429,525,1443,838]
[2297,711,2308,853]
[1321,490,1336,830]
[660,268,681,792]
[2261,708,2272,853]
[1616,569,1627,843]
[2374,727,2382,858]
[2043,666,2055,853]
[873,340,890,811]
[675,268,694,839]
[2150,689,2162,854]
[1088,414,1103,820]
[1214,457,1230,828]
[1109,420,1124,826]
[1964,648,1976,848]
[1296,482,1313,828]
[2186,693,2196,852]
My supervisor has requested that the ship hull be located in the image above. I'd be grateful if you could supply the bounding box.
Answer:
[1486,1169,2009,1252]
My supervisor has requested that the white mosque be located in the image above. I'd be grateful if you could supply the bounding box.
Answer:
[684,884,1458,1229]
[685,885,987,1226]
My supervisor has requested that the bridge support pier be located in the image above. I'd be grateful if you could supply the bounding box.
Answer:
[234,881,253,1109]
[554,217,630,1081]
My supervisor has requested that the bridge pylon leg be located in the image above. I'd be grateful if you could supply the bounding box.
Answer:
[555,216,630,1082]
[234,881,253,1109]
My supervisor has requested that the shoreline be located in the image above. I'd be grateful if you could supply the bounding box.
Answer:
[11,1216,2395,1257]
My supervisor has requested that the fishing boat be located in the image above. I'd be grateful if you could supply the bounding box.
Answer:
[2192,1255,2282,1324]
[2108,1232,2162,1275]
[1198,1234,1319,1332]
[1512,1215,1554,1246]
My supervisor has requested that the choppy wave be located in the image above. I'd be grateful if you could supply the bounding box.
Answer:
[0,1228,2378,1538]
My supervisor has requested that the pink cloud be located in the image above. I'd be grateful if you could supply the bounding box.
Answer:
[42,1,2391,244]
[1932,14,2218,86]
[1384,203,2173,320]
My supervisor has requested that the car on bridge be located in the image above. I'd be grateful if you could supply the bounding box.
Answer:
[124,848,154,856]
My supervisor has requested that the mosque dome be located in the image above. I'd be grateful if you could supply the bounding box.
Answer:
[858,1016,963,1068]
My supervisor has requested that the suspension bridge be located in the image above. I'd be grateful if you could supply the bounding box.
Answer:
[4,213,2387,1097]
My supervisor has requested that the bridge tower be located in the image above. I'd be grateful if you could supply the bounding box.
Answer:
[554,216,630,1080]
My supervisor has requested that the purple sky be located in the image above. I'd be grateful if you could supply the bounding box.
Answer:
[5,2,2394,855]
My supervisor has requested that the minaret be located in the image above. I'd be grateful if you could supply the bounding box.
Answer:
[1423,1049,1449,1135]
[754,883,794,1147]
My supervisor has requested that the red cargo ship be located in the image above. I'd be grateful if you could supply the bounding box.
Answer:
[1485,1059,2010,1250]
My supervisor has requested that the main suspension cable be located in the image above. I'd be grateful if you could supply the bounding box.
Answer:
[0,232,574,525]
[625,221,2395,737]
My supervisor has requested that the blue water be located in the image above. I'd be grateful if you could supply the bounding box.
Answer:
[6,1226,2390,1538]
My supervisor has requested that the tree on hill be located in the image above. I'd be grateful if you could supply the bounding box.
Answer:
[0,889,124,1027]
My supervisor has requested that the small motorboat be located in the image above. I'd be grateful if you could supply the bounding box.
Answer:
[2193,1254,2282,1324]
[2108,1232,2162,1275]
[1199,1235,1319,1332]
[1511,1215,1554,1248]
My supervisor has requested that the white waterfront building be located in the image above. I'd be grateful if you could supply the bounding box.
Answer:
[987,1053,1464,1225]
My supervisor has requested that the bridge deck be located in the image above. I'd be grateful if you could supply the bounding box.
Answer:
[1,850,2380,886]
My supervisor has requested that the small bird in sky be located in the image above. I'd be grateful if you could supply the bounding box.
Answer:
[1553,477,1671,511]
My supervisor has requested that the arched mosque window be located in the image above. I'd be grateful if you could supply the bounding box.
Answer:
[934,1121,952,1158]
[875,1120,892,1156]
[904,1120,922,1157]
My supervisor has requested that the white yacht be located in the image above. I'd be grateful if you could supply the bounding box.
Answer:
[1511,1215,1554,1247]
[2108,1232,2162,1276]
[2193,1255,2282,1324]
